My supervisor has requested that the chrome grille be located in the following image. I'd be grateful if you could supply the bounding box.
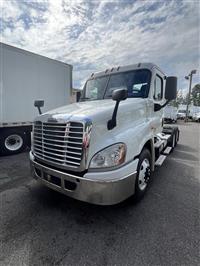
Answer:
[33,121,84,168]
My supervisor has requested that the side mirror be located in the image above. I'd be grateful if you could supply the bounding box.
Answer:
[107,88,127,130]
[154,76,178,112]
[165,76,177,101]
[112,88,127,101]
[154,103,161,112]
[34,100,44,115]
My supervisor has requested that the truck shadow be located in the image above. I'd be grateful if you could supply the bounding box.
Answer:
[21,183,142,265]
[33,183,135,215]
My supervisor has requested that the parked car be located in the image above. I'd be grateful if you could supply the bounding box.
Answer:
[193,112,200,122]
[188,105,200,120]
[177,109,186,120]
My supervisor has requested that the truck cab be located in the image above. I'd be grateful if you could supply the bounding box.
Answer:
[30,63,179,205]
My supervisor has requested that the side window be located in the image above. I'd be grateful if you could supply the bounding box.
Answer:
[154,75,163,100]
[85,76,108,100]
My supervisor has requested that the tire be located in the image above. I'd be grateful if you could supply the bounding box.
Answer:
[0,129,27,156]
[168,130,176,151]
[134,148,152,201]
[175,130,179,146]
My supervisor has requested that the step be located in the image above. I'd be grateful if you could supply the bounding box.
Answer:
[162,146,172,155]
[155,155,167,166]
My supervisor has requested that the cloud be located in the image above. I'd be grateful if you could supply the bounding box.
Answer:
[1,0,199,91]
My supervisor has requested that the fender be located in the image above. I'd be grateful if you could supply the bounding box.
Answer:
[134,138,155,171]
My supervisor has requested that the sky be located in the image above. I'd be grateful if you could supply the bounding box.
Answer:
[1,0,200,94]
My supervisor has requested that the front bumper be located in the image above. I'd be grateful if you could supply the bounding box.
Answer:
[30,152,137,205]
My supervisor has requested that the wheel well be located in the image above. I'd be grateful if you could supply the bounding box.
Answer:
[142,139,155,171]
[133,139,155,171]
[143,140,152,155]
[134,139,153,160]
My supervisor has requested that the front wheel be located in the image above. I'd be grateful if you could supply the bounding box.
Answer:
[134,149,152,201]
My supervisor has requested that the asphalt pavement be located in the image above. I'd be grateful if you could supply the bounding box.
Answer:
[0,122,199,266]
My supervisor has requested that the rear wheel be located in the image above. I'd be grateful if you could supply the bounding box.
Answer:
[168,129,176,151]
[134,149,152,201]
[0,129,27,155]
[175,129,179,146]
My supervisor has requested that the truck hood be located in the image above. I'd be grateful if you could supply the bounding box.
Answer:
[39,98,145,124]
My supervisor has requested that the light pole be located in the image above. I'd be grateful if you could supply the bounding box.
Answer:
[185,69,197,122]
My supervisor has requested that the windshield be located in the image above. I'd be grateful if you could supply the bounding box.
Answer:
[81,69,151,101]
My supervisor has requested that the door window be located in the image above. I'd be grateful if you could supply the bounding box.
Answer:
[154,75,163,100]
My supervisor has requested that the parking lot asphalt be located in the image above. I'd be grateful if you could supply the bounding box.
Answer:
[0,122,199,266]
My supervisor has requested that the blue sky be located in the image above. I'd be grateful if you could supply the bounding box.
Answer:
[1,0,199,94]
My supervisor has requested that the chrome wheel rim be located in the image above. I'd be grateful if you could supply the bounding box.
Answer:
[5,134,23,151]
[138,158,150,191]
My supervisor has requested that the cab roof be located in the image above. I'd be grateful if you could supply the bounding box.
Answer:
[90,63,165,79]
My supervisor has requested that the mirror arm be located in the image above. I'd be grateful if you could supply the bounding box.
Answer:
[107,101,120,130]
[34,100,44,115]
[154,100,170,112]
[162,100,170,109]
[37,106,42,115]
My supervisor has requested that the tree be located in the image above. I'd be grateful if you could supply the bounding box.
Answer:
[191,84,200,106]
[176,93,187,105]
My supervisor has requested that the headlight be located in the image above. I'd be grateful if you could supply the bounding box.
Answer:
[89,143,126,169]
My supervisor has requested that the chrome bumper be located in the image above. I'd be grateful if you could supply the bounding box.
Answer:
[30,152,137,205]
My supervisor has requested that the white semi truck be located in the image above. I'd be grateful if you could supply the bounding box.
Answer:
[30,63,179,205]
[0,42,72,155]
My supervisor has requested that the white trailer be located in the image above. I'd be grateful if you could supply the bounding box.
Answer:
[163,105,177,123]
[0,42,72,155]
